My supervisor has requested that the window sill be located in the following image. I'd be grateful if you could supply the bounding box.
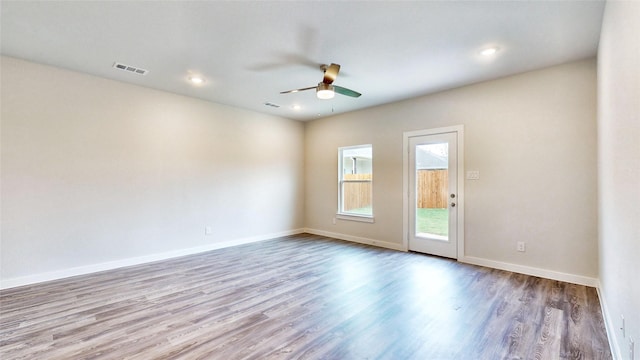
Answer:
[336,213,375,223]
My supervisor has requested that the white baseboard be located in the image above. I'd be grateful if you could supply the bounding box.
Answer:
[460,256,598,287]
[303,228,405,252]
[0,228,305,290]
[302,229,599,288]
[597,282,622,360]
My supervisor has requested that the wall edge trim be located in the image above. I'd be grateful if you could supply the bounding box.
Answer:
[596,281,623,360]
[460,256,598,287]
[0,228,306,290]
[303,228,406,252]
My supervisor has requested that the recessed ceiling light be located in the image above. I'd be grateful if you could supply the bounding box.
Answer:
[189,76,205,84]
[292,105,302,110]
[480,47,499,56]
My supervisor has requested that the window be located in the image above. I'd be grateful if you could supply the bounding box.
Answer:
[338,144,373,222]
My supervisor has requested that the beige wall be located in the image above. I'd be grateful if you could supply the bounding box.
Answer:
[1,56,305,281]
[598,1,640,358]
[305,58,598,279]
[1,55,604,292]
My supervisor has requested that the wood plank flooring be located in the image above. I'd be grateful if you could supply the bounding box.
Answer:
[0,234,612,359]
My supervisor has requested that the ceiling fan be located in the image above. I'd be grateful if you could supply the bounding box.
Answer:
[280,63,362,99]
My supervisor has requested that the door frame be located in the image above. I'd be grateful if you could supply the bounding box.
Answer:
[402,125,465,259]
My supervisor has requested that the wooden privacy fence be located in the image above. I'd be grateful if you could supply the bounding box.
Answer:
[342,170,447,210]
[343,173,372,211]
[417,169,448,208]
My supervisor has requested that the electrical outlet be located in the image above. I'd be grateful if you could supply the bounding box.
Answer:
[517,241,526,252]
[332,217,336,225]
[205,226,213,235]
[621,315,626,338]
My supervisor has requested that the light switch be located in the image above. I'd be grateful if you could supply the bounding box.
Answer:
[466,171,480,180]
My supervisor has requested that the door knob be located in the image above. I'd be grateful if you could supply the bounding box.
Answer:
[451,202,456,207]
[450,194,456,198]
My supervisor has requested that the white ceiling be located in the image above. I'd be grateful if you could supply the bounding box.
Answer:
[1,1,605,121]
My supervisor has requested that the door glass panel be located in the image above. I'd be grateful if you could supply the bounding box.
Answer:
[415,143,449,241]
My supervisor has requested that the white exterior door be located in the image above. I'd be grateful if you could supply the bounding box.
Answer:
[405,127,463,259]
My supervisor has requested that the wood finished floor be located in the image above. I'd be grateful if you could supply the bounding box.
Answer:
[0,234,611,360]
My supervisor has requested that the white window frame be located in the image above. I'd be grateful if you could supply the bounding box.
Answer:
[337,144,374,223]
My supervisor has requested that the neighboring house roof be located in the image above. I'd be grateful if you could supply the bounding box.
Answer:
[416,148,448,170]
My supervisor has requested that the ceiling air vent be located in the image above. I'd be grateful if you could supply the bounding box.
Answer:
[113,62,148,76]
[264,102,280,108]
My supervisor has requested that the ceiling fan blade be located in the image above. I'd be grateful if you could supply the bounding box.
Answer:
[334,85,361,98]
[323,63,340,84]
[280,86,317,94]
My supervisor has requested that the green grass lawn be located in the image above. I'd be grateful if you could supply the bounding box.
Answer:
[416,208,448,236]
[344,207,447,236]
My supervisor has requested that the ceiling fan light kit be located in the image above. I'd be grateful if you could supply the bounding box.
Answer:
[316,83,335,99]
[281,63,361,100]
